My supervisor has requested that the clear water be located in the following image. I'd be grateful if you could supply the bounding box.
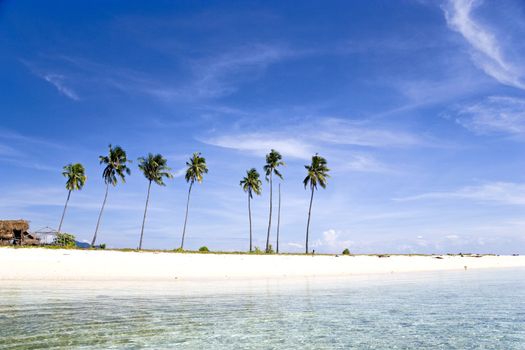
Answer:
[1,269,524,349]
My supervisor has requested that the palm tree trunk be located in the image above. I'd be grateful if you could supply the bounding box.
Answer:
[92,183,109,247]
[305,186,315,254]
[180,181,193,250]
[265,174,273,253]
[276,183,281,253]
[248,192,253,252]
[138,180,152,250]
[58,190,71,233]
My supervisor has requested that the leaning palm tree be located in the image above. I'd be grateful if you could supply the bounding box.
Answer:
[240,168,262,252]
[58,163,87,233]
[264,149,284,253]
[180,152,208,250]
[303,154,330,254]
[276,183,281,253]
[138,153,173,250]
[91,145,131,247]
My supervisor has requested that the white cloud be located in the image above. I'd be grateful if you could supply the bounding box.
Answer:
[202,118,423,173]
[41,73,80,100]
[312,229,353,250]
[204,132,314,159]
[314,118,421,147]
[455,96,525,135]
[395,182,525,205]
[443,0,525,89]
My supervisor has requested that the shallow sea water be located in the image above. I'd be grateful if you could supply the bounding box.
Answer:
[1,268,524,349]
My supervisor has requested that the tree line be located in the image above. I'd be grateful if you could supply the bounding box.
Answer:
[58,145,330,254]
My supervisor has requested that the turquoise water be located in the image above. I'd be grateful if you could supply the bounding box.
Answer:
[1,269,524,349]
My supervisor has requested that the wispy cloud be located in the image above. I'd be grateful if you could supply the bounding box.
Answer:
[454,96,525,136]
[40,73,80,100]
[189,44,296,98]
[204,132,315,159]
[21,59,80,101]
[395,181,525,205]
[443,0,525,89]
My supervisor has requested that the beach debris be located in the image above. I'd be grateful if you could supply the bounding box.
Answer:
[434,256,444,259]
[377,254,390,258]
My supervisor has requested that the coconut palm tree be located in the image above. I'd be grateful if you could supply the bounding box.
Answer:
[138,153,173,250]
[264,149,284,253]
[240,168,262,252]
[303,154,329,254]
[91,145,131,247]
[276,183,281,253]
[180,152,208,250]
[58,163,87,234]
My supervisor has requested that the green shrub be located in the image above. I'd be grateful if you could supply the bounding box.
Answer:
[342,248,351,255]
[173,247,184,252]
[253,246,263,254]
[266,244,275,254]
[99,243,106,249]
[53,233,76,247]
[198,246,210,252]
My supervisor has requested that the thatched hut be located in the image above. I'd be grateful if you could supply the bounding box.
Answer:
[0,220,39,246]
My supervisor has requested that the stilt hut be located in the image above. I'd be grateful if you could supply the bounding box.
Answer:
[0,220,40,246]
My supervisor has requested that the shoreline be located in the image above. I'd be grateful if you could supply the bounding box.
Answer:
[1,247,524,281]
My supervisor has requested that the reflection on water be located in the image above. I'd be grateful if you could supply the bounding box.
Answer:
[1,269,524,349]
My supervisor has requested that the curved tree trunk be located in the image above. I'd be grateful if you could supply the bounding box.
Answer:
[180,181,193,250]
[265,174,273,253]
[276,183,281,253]
[248,192,253,252]
[138,180,152,250]
[92,183,109,247]
[58,190,71,233]
[305,186,315,254]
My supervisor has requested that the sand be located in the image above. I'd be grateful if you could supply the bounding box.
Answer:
[0,248,523,281]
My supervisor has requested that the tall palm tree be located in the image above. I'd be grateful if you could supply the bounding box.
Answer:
[264,149,284,253]
[276,183,281,253]
[180,152,208,250]
[240,168,262,252]
[138,153,173,250]
[303,154,330,254]
[91,145,131,247]
[58,163,87,233]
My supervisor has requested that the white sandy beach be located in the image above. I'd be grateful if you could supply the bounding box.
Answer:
[1,248,524,281]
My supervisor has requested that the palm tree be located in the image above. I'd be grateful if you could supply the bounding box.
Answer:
[303,154,329,254]
[138,153,173,250]
[180,152,208,250]
[276,183,281,253]
[240,168,262,252]
[264,149,284,253]
[91,145,131,247]
[58,163,87,233]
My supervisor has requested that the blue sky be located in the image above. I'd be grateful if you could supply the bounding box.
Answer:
[1,0,524,253]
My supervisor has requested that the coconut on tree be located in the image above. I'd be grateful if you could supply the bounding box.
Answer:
[137,153,173,250]
[303,153,329,254]
[57,163,87,234]
[91,145,131,247]
[240,168,262,252]
[263,149,284,253]
[180,152,208,250]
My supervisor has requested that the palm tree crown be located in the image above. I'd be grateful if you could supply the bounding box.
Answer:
[138,153,173,185]
[185,152,208,183]
[303,154,330,190]
[99,144,131,186]
[240,168,262,198]
[62,163,87,191]
[263,149,284,180]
